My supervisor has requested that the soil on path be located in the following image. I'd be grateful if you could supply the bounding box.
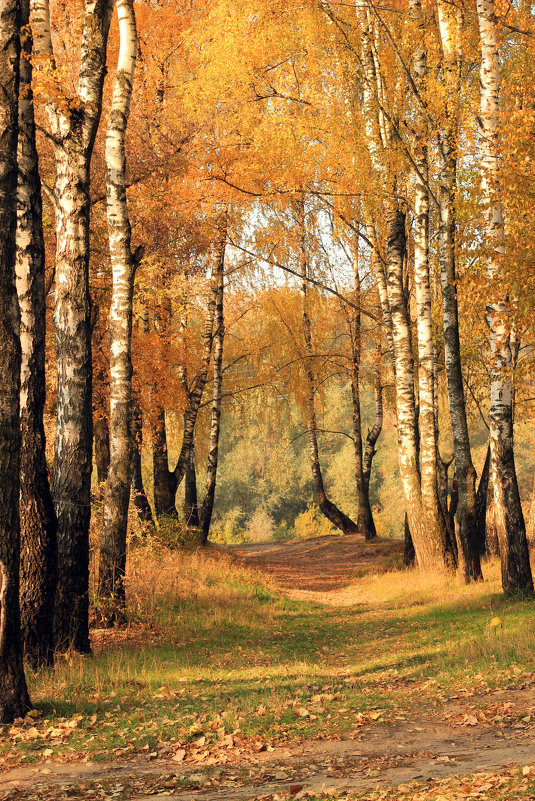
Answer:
[229,534,403,592]
[3,699,535,800]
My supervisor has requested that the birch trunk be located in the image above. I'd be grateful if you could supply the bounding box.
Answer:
[200,239,225,543]
[410,0,452,567]
[99,0,138,621]
[358,11,441,563]
[476,0,533,593]
[0,0,31,721]
[437,0,482,582]
[16,0,57,667]
[31,0,115,651]
[385,203,450,569]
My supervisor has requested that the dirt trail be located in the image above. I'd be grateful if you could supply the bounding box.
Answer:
[3,710,535,800]
[230,534,403,592]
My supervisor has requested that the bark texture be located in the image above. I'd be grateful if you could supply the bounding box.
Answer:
[200,232,226,543]
[16,0,57,666]
[99,0,138,622]
[349,256,378,540]
[437,0,482,582]
[131,404,154,530]
[476,0,533,594]
[410,0,452,567]
[0,0,31,721]
[94,415,110,487]
[184,438,199,527]
[31,0,115,650]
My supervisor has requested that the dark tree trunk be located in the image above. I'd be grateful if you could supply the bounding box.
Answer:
[170,230,224,492]
[404,515,416,566]
[349,258,377,541]
[200,232,226,543]
[0,0,31,721]
[476,445,492,556]
[131,404,154,528]
[152,405,178,518]
[184,438,199,528]
[438,117,482,582]
[362,349,383,535]
[94,415,110,487]
[16,0,57,668]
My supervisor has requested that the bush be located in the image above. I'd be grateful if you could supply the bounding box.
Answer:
[293,505,336,540]
[246,507,275,543]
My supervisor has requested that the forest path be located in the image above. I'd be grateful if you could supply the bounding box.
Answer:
[3,695,535,799]
[4,538,532,800]
[228,534,404,593]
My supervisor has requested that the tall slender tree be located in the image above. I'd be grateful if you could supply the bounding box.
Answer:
[476,0,533,593]
[200,223,226,542]
[16,0,57,665]
[31,0,116,651]
[436,0,482,582]
[0,0,31,722]
[99,0,138,622]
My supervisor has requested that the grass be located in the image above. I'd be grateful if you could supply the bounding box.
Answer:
[2,541,535,768]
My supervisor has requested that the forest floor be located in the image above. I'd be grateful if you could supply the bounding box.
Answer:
[2,535,535,801]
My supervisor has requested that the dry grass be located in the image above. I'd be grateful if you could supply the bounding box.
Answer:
[4,544,534,768]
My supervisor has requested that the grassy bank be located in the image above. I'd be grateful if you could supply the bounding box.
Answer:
[3,542,535,768]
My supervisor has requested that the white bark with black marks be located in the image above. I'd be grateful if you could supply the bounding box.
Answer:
[31,0,116,651]
[476,0,532,593]
[99,0,138,622]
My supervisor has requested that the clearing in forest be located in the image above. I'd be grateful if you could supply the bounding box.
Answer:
[2,536,535,801]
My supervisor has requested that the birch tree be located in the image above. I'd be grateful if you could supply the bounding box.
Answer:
[30,0,115,651]
[476,0,533,593]
[409,0,451,565]
[200,226,226,542]
[99,0,138,621]
[356,7,451,569]
[0,0,31,722]
[436,0,482,582]
[16,0,57,665]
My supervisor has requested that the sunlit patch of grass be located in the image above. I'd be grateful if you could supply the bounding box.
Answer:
[3,546,534,766]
